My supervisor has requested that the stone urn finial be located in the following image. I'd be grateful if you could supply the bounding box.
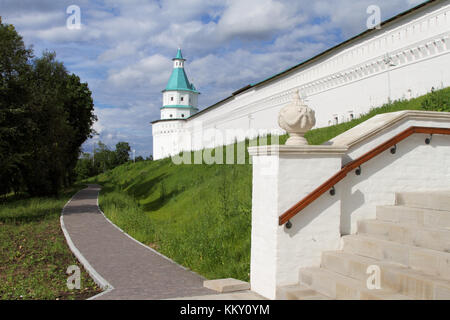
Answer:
[278,90,316,145]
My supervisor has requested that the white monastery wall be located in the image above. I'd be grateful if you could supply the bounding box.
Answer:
[152,120,187,158]
[335,114,450,235]
[152,1,450,160]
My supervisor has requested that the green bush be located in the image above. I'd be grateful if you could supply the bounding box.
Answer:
[421,87,450,112]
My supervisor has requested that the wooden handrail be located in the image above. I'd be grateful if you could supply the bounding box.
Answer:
[279,126,450,226]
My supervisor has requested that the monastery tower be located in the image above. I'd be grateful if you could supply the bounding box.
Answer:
[160,48,199,120]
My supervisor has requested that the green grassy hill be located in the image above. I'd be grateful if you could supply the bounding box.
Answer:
[88,87,450,281]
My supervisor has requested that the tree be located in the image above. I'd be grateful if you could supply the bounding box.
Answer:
[92,142,116,173]
[62,73,97,185]
[0,20,33,195]
[20,52,96,195]
[74,152,95,180]
[74,141,140,180]
[114,142,131,165]
[0,20,96,196]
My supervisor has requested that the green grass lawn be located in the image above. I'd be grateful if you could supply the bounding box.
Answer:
[0,185,102,300]
[88,87,450,282]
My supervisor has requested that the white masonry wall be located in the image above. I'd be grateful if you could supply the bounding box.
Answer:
[249,147,345,300]
[336,114,450,235]
[152,120,187,159]
[152,1,450,160]
[249,111,450,300]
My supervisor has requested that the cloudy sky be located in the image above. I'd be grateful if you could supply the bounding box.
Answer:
[0,0,427,157]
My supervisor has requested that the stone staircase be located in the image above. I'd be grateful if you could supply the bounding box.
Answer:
[277,191,450,300]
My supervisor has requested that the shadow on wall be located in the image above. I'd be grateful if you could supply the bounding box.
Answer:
[339,133,448,235]
[339,188,365,236]
[284,188,339,238]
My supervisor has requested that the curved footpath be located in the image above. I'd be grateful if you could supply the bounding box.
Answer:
[61,184,215,300]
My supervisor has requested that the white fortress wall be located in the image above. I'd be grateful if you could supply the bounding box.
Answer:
[152,1,450,160]
[152,120,187,158]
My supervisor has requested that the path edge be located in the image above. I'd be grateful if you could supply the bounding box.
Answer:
[60,186,114,300]
[95,188,208,280]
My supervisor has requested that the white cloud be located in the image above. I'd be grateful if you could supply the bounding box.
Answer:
[159,0,223,22]
[0,0,429,156]
[217,0,306,40]
[308,0,429,37]
[88,100,157,155]
[23,25,103,42]
[6,11,63,29]
[98,41,139,62]
[106,54,171,89]
[151,20,218,51]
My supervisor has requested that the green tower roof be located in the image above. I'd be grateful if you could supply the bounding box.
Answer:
[173,48,185,60]
[164,49,199,93]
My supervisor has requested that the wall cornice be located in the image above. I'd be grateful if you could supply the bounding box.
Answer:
[330,110,450,148]
[248,145,348,156]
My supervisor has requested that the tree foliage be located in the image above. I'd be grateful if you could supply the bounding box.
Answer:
[115,142,131,165]
[74,141,135,180]
[0,20,96,196]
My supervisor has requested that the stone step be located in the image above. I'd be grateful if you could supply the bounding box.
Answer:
[395,191,450,211]
[298,267,411,300]
[376,205,450,230]
[357,219,450,252]
[276,284,333,300]
[321,251,450,300]
[342,234,450,279]
[203,278,250,293]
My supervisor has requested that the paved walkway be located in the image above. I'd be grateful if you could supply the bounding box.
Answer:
[61,184,215,300]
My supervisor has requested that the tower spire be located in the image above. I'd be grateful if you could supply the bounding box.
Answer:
[173,48,185,69]
[174,48,184,61]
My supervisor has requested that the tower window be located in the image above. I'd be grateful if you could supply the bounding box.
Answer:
[170,114,173,118]
[171,97,174,101]
[181,97,184,102]
[182,114,185,118]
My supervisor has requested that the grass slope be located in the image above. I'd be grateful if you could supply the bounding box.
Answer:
[0,185,101,300]
[94,161,252,281]
[89,87,450,282]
